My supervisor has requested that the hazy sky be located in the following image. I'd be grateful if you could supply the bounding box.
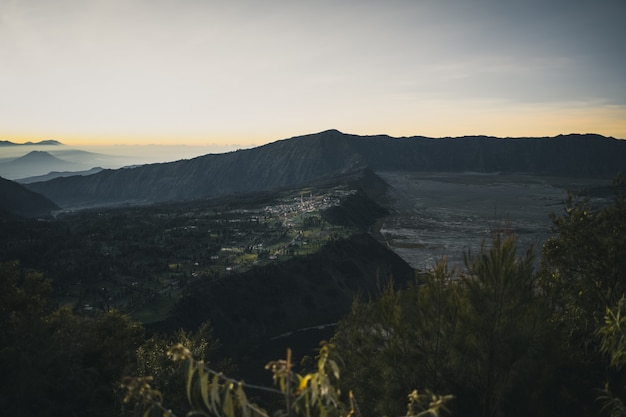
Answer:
[1,0,625,146]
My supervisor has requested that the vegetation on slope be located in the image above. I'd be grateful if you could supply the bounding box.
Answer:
[119,179,626,417]
[1,177,625,416]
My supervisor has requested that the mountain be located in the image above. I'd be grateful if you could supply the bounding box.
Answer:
[9,150,67,164]
[0,139,62,146]
[16,167,104,184]
[0,151,89,180]
[24,140,63,146]
[0,176,59,218]
[166,233,414,348]
[24,130,626,210]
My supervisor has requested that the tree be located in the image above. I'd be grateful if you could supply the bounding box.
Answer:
[332,260,459,417]
[597,297,626,417]
[452,231,547,417]
[538,182,626,415]
[539,185,626,358]
[333,230,550,417]
[0,261,145,417]
[45,307,145,416]
[119,322,230,416]
[0,261,55,416]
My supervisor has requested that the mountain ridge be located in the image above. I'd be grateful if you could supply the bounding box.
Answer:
[16,167,105,184]
[166,232,414,348]
[0,176,59,218]
[9,150,67,163]
[24,130,626,210]
[0,139,63,146]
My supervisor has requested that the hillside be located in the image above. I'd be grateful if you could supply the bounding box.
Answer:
[165,232,414,347]
[16,167,104,184]
[0,176,59,218]
[1,171,407,366]
[24,130,626,209]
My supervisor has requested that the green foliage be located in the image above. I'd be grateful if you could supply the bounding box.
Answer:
[120,322,230,416]
[453,231,546,417]
[539,184,626,356]
[334,231,549,417]
[599,297,626,369]
[0,261,145,417]
[0,260,52,329]
[597,297,626,417]
[537,182,626,415]
[333,261,459,417]
[5,180,626,417]
[409,261,462,393]
[121,342,452,417]
[406,389,454,417]
[264,343,344,417]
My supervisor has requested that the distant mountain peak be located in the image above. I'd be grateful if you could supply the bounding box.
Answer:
[319,129,344,135]
[23,139,63,145]
[16,151,67,163]
[288,129,346,141]
[0,139,63,146]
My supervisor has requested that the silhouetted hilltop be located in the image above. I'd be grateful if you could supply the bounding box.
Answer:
[10,150,65,164]
[0,176,59,218]
[0,151,88,180]
[16,167,104,184]
[166,233,414,347]
[0,146,119,180]
[0,139,63,146]
[24,130,626,209]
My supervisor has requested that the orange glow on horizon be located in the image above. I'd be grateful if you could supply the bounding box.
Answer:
[2,102,625,147]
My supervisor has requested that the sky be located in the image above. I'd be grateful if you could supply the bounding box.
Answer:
[1,0,625,147]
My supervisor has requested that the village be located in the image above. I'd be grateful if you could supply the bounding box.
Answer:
[50,184,361,322]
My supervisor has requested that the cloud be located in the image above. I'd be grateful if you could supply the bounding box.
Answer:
[1,0,624,143]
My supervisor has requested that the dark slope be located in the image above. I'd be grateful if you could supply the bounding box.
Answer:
[351,132,626,175]
[24,130,626,209]
[0,176,59,218]
[16,167,104,184]
[24,131,364,209]
[165,233,414,346]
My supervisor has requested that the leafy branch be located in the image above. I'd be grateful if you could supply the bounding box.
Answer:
[121,342,452,417]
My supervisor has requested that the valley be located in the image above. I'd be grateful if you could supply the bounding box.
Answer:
[2,130,625,416]
[1,182,362,323]
[376,172,613,269]
[1,166,616,335]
